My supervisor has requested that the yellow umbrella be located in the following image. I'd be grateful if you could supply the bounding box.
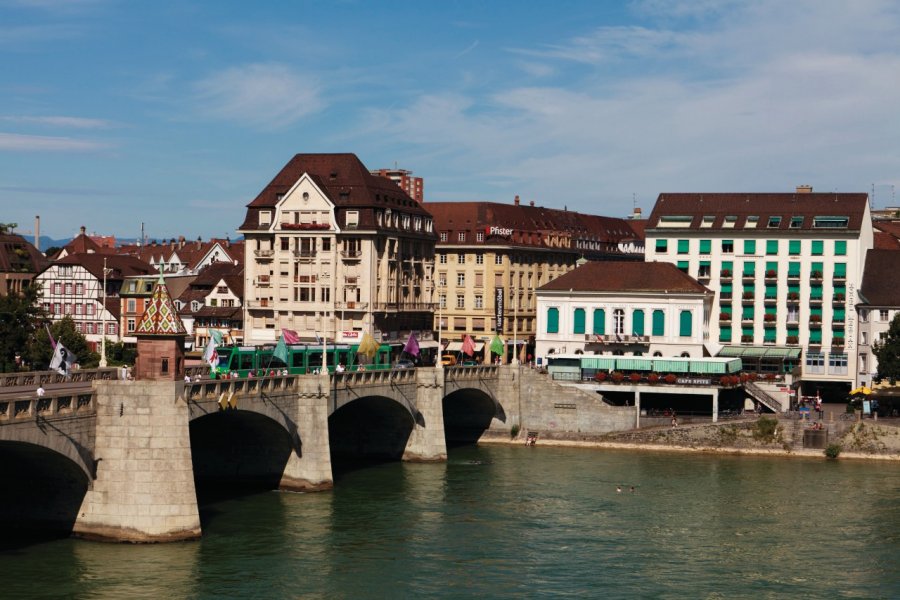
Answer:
[849,386,872,396]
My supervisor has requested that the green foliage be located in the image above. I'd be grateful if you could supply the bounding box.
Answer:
[104,340,136,366]
[825,444,842,459]
[752,417,779,443]
[0,222,18,234]
[510,424,521,439]
[873,313,900,380]
[43,246,61,258]
[26,316,98,370]
[0,283,45,371]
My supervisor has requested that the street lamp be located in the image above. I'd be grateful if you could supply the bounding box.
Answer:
[99,257,110,367]
[436,278,444,369]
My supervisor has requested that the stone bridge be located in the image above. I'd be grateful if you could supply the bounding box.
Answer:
[0,364,633,542]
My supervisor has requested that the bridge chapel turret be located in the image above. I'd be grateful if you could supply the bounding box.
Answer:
[133,272,187,380]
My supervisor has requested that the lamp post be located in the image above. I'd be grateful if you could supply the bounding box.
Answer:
[99,257,109,367]
[436,279,443,369]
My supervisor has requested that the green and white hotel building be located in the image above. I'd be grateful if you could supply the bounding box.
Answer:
[644,189,873,391]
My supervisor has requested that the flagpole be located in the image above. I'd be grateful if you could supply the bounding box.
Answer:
[513,286,518,365]
[99,257,108,367]
[437,281,443,369]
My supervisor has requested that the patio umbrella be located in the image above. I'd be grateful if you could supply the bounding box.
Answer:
[850,386,873,396]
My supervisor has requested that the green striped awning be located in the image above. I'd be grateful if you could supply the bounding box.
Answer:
[582,357,616,370]
[617,358,653,371]
[689,359,726,374]
[653,359,690,373]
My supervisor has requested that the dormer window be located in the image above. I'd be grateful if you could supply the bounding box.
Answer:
[260,211,272,226]
[701,216,715,228]
[723,215,737,228]
[767,216,782,228]
[745,216,759,228]
[346,211,359,229]
[790,216,803,228]
[191,300,200,312]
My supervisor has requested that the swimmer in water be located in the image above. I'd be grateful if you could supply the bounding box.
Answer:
[616,486,622,493]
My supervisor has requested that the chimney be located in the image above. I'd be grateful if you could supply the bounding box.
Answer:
[80,225,86,236]
[796,185,813,194]
[196,236,202,249]
[34,215,40,251]
[225,236,231,248]
[178,235,185,249]
[632,207,643,219]
[514,195,520,206]
[530,200,535,207]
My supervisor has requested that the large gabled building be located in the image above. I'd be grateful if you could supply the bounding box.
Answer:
[856,249,900,386]
[0,233,48,296]
[644,188,873,391]
[238,153,437,349]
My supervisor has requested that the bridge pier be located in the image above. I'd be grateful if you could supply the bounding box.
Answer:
[279,375,333,491]
[73,380,201,543]
[403,368,447,462]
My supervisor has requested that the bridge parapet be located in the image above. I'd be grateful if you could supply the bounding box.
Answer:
[1,367,120,388]
[0,390,95,423]
[185,374,299,402]
[444,365,500,380]
[332,368,416,389]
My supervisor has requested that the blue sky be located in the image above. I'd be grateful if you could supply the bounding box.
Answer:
[2,0,900,241]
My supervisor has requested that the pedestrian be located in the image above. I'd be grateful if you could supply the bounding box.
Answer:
[36,385,45,398]
[671,414,678,428]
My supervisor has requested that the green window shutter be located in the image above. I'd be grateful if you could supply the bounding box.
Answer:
[789,240,801,255]
[742,326,754,337]
[812,240,824,255]
[573,308,585,334]
[679,310,692,337]
[835,240,847,256]
[788,283,800,294]
[765,261,777,273]
[834,284,846,295]
[743,261,755,276]
[592,308,605,335]
[834,263,846,277]
[766,240,778,255]
[721,305,732,314]
[743,284,754,294]
[546,308,559,333]
[721,260,733,273]
[834,308,846,320]
[787,327,799,337]
[677,261,689,272]
[788,262,800,276]
[632,309,645,336]
[744,240,756,254]
[742,306,754,319]
[652,310,665,336]
[810,329,822,343]
[678,240,689,254]
[764,330,776,342]
[655,239,668,252]
[810,285,823,299]
[765,305,777,315]
[765,285,777,299]
[721,283,733,293]
[699,239,711,253]
[810,306,822,316]
[719,328,732,342]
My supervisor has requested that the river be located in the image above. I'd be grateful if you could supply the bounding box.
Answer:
[3,445,900,598]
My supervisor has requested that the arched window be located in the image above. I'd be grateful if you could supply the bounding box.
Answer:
[632,309,645,336]
[546,307,559,333]
[653,351,663,357]
[680,352,690,358]
[593,308,605,335]
[652,310,665,336]
[614,309,625,335]
[573,308,586,334]
[679,310,693,337]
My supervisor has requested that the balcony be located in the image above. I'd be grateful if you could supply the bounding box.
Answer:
[786,293,800,304]
[809,296,823,306]
[740,335,754,345]
[281,222,330,231]
[764,270,778,282]
[720,270,733,282]
[832,338,845,349]
[742,294,755,305]
[809,318,822,329]
[719,292,733,301]
[247,299,271,309]
[787,272,800,282]
[833,274,846,284]
[742,273,755,283]
[583,334,650,344]
[372,301,436,312]
[764,295,778,305]
[741,317,754,326]
[810,270,823,282]
[335,301,368,311]
[786,313,800,325]
[763,338,777,346]
[292,250,317,260]
[832,294,845,306]
[340,250,362,260]
[786,336,800,346]
[255,279,271,288]
[718,313,732,324]
[254,249,275,260]
[832,321,845,330]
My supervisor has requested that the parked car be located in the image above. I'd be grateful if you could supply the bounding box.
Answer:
[440,354,457,366]
[393,359,416,370]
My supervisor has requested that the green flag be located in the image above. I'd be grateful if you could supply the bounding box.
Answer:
[490,335,504,356]
[273,335,288,365]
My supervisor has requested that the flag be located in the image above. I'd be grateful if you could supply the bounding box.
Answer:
[282,328,300,344]
[490,335,504,356]
[45,323,57,349]
[314,331,322,344]
[403,332,420,357]
[461,335,476,357]
[49,341,76,376]
[202,329,224,368]
[273,334,289,365]
[357,332,378,359]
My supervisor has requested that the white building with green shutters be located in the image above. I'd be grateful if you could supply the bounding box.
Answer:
[644,189,873,391]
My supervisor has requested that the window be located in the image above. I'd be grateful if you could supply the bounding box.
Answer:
[828,353,848,375]
[745,216,759,228]
[677,240,689,254]
[495,254,503,265]
[439,294,446,309]
[743,261,755,277]
[679,310,692,337]
[475,253,484,264]
[652,310,665,336]
[107,322,116,335]
[859,353,868,373]
[834,263,846,279]
[632,309,645,336]
[127,298,136,312]
[573,308,586,334]
[861,331,868,345]
[439,253,447,264]
[701,216,715,228]
[698,261,711,278]
[345,211,359,228]
[613,309,625,335]
[260,211,272,226]
[458,232,466,242]
[766,240,778,255]
[59,265,73,277]
[474,294,483,309]
[722,240,734,253]
[456,295,465,309]
[457,253,465,263]
[813,216,849,229]
[699,240,711,254]
[546,308,559,333]
[655,239,668,252]
[53,282,61,294]
[811,240,824,255]
[593,309,605,335]
[440,232,448,242]
[744,240,756,254]
[677,261,689,273]
[75,283,83,294]
[476,231,484,242]
[724,216,738,228]
[474,272,483,287]
[64,303,72,315]
[127,318,136,332]
[659,216,693,227]
[719,327,732,342]
[881,309,890,321]
[456,273,465,286]
[86,303,94,315]
[768,216,782,228]
[835,240,847,256]
[790,216,803,229]
[805,353,825,374]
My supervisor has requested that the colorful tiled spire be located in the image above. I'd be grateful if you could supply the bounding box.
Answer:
[134,272,186,335]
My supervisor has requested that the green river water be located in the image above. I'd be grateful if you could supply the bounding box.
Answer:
[2,445,899,599]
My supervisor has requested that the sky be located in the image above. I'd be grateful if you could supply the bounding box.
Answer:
[2,0,900,242]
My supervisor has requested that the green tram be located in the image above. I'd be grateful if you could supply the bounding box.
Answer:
[213,343,393,377]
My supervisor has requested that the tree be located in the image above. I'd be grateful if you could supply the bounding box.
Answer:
[27,316,99,371]
[105,340,136,366]
[0,222,18,234]
[0,283,44,371]
[873,312,900,382]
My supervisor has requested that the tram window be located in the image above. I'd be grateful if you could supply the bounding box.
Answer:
[239,353,255,370]
[308,352,323,369]
[292,353,305,369]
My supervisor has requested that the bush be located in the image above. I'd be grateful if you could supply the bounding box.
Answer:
[594,372,607,382]
[664,374,677,384]
[825,444,842,459]
[647,373,659,384]
[611,371,625,383]
[510,424,520,439]
[629,373,642,383]
[752,417,779,443]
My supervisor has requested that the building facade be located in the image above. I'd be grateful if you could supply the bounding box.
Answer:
[0,233,48,296]
[535,261,712,361]
[645,190,873,389]
[426,198,644,351]
[371,168,424,203]
[239,153,437,349]
[856,249,900,386]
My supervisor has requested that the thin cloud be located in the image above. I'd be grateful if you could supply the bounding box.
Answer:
[193,63,324,129]
[0,132,109,151]
[2,115,115,129]
[454,40,479,59]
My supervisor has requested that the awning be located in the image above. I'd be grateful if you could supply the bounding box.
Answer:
[418,341,440,349]
[445,341,483,353]
[617,358,653,370]
[582,357,616,370]
[717,346,802,359]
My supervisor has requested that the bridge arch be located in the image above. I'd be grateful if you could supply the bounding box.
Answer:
[328,394,417,472]
[442,387,505,447]
[0,423,96,482]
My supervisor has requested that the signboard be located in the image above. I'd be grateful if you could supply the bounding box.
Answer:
[676,377,712,386]
[863,400,871,415]
[486,226,514,237]
[495,287,504,332]
[341,331,360,340]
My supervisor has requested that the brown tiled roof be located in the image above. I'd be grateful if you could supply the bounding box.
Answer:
[194,306,242,319]
[239,153,435,234]
[874,231,900,250]
[647,193,869,231]
[0,233,49,274]
[625,219,647,240]
[50,253,153,281]
[426,201,638,253]
[860,250,900,306]
[538,261,709,294]
[116,237,242,270]
[874,221,900,239]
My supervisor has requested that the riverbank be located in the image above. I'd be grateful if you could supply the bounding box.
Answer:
[481,418,900,461]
